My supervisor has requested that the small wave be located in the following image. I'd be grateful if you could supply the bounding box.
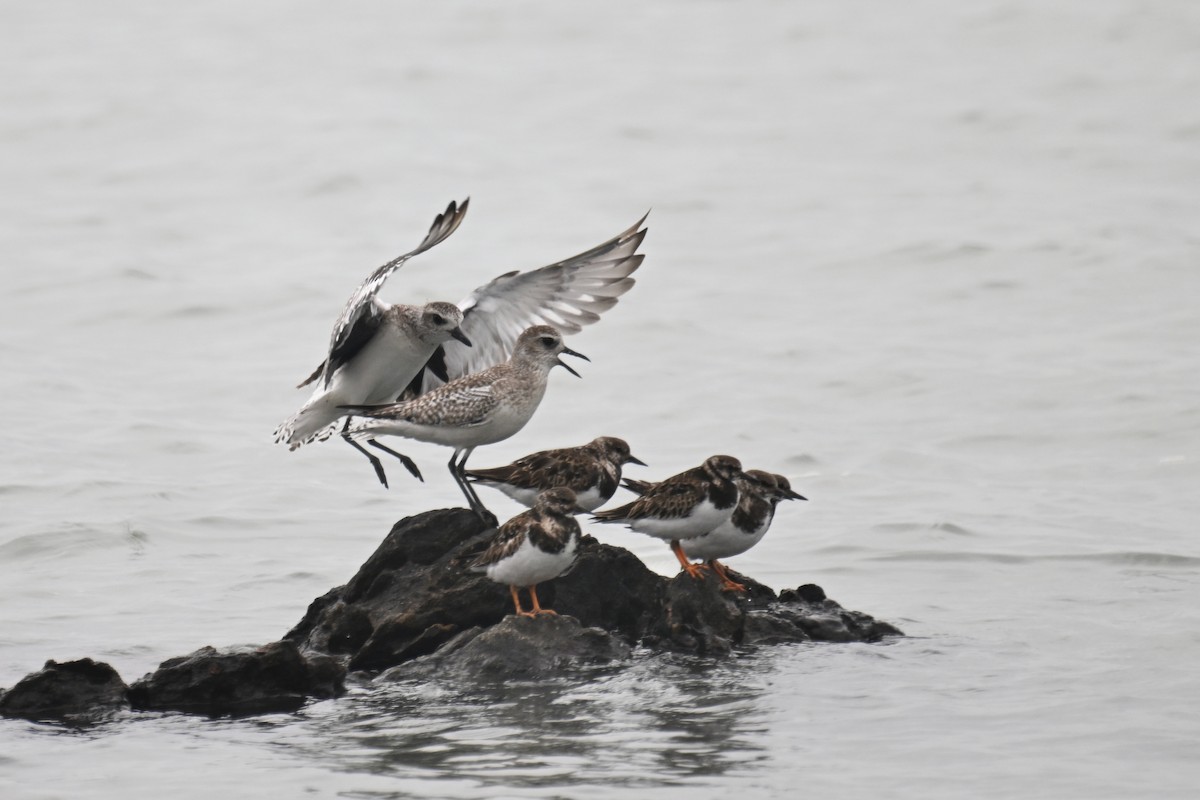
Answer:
[871,521,978,536]
[168,305,226,318]
[0,524,136,560]
[868,550,1200,567]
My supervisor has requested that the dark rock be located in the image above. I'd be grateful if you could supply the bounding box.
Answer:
[286,508,511,673]
[550,535,666,642]
[128,640,345,716]
[780,583,827,603]
[654,570,747,655]
[383,614,631,681]
[286,510,903,674]
[751,585,905,643]
[0,658,128,723]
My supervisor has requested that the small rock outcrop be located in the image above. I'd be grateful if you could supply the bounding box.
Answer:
[127,640,345,716]
[0,658,128,723]
[286,508,903,672]
[2,507,902,723]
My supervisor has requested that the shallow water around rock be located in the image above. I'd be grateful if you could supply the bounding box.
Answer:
[3,1,1200,798]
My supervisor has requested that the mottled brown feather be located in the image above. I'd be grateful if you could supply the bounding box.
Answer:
[465,442,618,497]
[472,493,580,568]
[594,465,719,521]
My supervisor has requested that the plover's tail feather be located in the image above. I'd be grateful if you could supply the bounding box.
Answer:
[274,396,346,450]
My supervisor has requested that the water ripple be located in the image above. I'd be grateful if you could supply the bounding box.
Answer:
[867,550,1200,567]
[274,653,776,795]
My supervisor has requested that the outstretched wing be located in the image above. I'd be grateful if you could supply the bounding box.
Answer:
[410,211,648,395]
[304,198,470,389]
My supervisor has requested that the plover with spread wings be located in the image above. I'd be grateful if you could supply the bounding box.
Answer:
[465,436,646,512]
[471,487,582,617]
[626,470,807,592]
[274,200,472,484]
[276,199,647,487]
[342,325,587,521]
[591,455,748,579]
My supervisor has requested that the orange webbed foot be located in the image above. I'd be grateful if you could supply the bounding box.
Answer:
[710,560,747,592]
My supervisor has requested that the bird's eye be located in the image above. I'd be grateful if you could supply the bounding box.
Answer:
[539,336,556,348]
[431,314,446,325]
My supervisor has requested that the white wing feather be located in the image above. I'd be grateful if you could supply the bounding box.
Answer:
[418,211,648,393]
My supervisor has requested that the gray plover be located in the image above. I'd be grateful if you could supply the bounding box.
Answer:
[591,455,747,579]
[634,470,807,592]
[342,325,588,520]
[464,436,646,512]
[276,199,647,487]
[471,487,581,617]
[274,200,472,485]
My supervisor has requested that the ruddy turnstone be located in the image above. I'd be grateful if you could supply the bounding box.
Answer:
[276,199,647,487]
[342,325,587,520]
[464,436,646,512]
[591,455,747,579]
[671,470,807,592]
[471,486,581,617]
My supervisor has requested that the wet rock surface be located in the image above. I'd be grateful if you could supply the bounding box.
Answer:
[384,613,631,681]
[127,640,345,716]
[0,658,129,723]
[3,508,901,722]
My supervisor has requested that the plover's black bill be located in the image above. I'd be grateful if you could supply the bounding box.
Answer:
[557,346,589,378]
[452,328,473,346]
[627,454,648,467]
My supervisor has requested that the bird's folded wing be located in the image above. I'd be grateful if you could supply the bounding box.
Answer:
[472,516,531,569]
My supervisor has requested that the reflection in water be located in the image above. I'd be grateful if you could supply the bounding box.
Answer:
[285,651,776,796]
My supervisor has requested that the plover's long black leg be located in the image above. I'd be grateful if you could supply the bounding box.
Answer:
[448,448,493,523]
[368,439,423,482]
[342,434,390,488]
[456,448,490,515]
[447,449,475,511]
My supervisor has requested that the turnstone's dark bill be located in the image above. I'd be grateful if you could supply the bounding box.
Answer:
[680,470,807,592]
[471,487,582,617]
[465,436,646,512]
[275,199,648,488]
[341,326,588,521]
[591,455,747,579]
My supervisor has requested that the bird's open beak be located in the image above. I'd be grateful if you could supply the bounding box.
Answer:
[557,346,589,378]
[451,328,473,347]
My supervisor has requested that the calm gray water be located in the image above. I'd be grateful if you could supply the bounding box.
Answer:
[3,1,1199,798]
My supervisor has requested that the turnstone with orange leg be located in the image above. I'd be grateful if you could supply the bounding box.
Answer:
[465,437,646,512]
[591,455,747,579]
[341,325,588,522]
[626,470,807,592]
[471,487,582,617]
[276,199,647,488]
